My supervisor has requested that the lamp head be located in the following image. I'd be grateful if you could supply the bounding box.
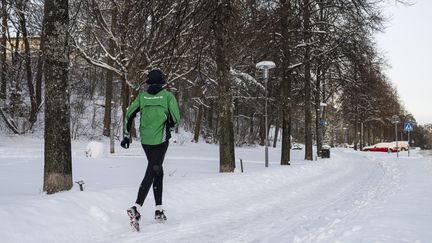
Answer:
[256,61,276,70]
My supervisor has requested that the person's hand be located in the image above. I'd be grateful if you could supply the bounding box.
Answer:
[120,134,130,149]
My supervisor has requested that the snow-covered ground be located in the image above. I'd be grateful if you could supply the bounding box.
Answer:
[1,134,432,243]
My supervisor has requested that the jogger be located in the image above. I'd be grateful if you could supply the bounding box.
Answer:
[121,69,180,231]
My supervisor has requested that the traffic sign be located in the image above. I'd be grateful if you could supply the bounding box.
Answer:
[404,122,413,132]
[319,118,326,126]
[391,115,400,124]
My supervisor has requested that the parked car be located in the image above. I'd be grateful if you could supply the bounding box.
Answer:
[390,141,409,151]
[362,142,397,152]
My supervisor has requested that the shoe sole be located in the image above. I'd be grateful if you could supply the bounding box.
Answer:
[127,209,140,232]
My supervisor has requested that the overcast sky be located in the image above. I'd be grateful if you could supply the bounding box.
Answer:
[375,0,432,125]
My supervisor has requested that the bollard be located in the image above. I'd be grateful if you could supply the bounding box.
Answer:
[75,180,85,191]
[240,158,244,173]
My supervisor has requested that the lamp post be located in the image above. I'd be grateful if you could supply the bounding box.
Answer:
[256,61,276,167]
[319,102,327,155]
[391,115,400,158]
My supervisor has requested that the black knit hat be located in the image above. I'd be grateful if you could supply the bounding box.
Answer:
[146,69,165,84]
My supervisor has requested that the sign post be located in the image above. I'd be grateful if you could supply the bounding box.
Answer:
[404,122,413,157]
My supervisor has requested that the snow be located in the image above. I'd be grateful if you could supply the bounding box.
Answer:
[85,141,105,158]
[1,134,432,243]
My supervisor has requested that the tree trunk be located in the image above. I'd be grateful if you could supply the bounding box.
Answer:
[43,0,72,194]
[119,1,131,136]
[103,70,113,136]
[303,0,313,160]
[315,67,321,156]
[10,32,23,120]
[259,115,265,146]
[214,0,235,172]
[193,104,204,143]
[0,0,6,101]
[0,107,20,134]
[280,0,292,165]
[207,102,213,129]
[354,122,358,150]
[17,0,37,127]
[103,2,117,137]
[34,25,45,109]
[249,111,254,143]
[121,75,129,125]
[273,116,280,148]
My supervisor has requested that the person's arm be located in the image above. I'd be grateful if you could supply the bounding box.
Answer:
[123,95,140,135]
[168,93,180,129]
[121,94,140,149]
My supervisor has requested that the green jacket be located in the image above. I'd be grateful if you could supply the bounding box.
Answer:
[123,89,180,145]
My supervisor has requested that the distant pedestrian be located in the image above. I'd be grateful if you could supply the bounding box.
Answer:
[120,69,180,232]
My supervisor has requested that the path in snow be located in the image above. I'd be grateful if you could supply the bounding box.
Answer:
[104,150,403,243]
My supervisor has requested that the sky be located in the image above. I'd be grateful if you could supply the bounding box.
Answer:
[375,0,432,125]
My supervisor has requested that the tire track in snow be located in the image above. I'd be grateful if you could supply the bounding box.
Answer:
[283,152,403,243]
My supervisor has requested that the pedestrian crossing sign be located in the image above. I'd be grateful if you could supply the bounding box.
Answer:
[404,122,413,132]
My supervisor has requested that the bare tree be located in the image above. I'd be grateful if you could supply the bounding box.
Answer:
[279,0,295,165]
[213,0,235,172]
[102,1,117,137]
[16,0,37,127]
[302,0,313,160]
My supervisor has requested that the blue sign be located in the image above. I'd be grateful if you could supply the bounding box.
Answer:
[319,118,326,126]
[404,122,413,132]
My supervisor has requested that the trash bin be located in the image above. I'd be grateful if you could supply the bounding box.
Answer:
[321,145,330,158]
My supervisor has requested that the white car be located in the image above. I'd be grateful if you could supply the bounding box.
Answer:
[390,141,409,151]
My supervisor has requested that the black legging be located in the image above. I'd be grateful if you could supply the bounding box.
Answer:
[135,141,169,206]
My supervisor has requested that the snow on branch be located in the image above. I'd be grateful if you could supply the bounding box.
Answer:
[230,68,265,92]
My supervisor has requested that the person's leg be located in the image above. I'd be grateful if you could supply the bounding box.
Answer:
[135,141,169,207]
[153,141,169,206]
[135,145,159,206]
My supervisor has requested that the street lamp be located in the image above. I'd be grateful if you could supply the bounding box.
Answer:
[319,102,327,156]
[391,115,400,158]
[256,61,276,167]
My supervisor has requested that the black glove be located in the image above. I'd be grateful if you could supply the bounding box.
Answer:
[120,134,130,149]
